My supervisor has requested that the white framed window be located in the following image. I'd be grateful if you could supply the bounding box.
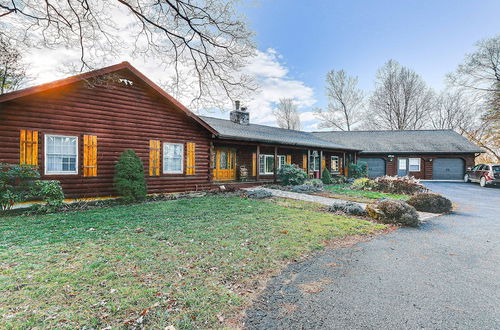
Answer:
[44,134,78,175]
[331,156,339,173]
[309,154,320,171]
[259,155,285,175]
[163,143,184,174]
[409,158,421,172]
[398,158,407,170]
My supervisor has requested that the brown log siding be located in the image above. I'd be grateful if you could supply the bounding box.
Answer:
[0,73,213,198]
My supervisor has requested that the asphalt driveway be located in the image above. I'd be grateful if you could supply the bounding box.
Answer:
[245,182,500,329]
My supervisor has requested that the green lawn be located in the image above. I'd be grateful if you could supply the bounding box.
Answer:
[325,184,411,201]
[0,195,385,329]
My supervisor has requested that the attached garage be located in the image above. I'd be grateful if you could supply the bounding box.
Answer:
[432,158,465,180]
[359,157,386,178]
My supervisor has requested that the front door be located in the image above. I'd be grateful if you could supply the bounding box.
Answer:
[213,148,237,180]
[398,158,408,176]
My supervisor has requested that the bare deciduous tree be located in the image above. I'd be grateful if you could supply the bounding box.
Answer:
[314,70,363,131]
[273,98,301,130]
[367,60,434,130]
[447,35,500,94]
[0,0,256,107]
[430,89,476,132]
[448,35,500,162]
[0,36,28,94]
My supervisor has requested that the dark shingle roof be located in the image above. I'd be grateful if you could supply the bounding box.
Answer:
[312,129,483,154]
[200,116,358,150]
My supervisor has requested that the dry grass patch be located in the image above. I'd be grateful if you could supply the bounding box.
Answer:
[298,278,333,294]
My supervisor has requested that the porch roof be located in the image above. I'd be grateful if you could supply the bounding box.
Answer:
[200,116,358,151]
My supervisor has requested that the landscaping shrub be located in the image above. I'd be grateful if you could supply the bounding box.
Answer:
[407,193,452,213]
[114,150,147,201]
[30,180,65,212]
[0,163,39,211]
[352,177,379,190]
[331,175,349,184]
[348,161,368,178]
[305,179,324,190]
[246,189,272,199]
[290,179,324,193]
[374,176,428,195]
[277,164,307,186]
[321,168,332,184]
[329,201,366,216]
[366,199,420,227]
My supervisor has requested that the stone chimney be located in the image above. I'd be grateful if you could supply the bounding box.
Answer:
[230,100,250,125]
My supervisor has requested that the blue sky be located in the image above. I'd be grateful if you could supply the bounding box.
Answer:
[25,1,500,130]
[236,0,500,128]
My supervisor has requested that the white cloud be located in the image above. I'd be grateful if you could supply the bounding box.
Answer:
[231,48,316,126]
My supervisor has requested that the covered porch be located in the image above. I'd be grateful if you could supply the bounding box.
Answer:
[210,139,356,183]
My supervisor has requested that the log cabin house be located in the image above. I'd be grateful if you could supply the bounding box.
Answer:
[0,62,358,198]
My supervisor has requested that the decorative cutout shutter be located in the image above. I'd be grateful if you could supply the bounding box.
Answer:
[149,140,161,176]
[186,142,196,175]
[252,153,257,176]
[83,135,98,177]
[20,130,39,166]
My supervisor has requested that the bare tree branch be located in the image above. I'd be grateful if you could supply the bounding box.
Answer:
[0,0,257,108]
[366,60,434,130]
[273,98,301,130]
[315,69,364,131]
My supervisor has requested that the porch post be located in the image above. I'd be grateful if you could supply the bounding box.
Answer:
[307,149,311,178]
[273,146,278,183]
[256,144,260,181]
[343,152,347,176]
[320,150,324,177]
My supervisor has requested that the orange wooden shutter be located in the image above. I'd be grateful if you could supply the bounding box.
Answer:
[252,153,257,176]
[186,142,196,175]
[20,130,38,166]
[83,135,98,177]
[149,140,161,176]
[286,155,292,165]
[321,158,326,171]
[302,154,307,171]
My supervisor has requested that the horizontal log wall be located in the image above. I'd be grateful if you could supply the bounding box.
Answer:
[0,70,213,198]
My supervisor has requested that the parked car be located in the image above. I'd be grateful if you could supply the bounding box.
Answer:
[464,164,500,187]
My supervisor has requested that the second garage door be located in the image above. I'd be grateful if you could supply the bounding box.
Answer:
[432,158,464,180]
[359,158,386,178]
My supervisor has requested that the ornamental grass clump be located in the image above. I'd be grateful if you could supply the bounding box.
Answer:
[407,193,452,213]
[114,150,147,202]
[329,201,366,216]
[352,177,379,190]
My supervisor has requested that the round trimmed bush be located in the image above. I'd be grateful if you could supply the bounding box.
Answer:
[367,199,420,227]
[277,164,307,186]
[407,193,452,213]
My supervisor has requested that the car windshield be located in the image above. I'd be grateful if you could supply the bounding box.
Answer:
[492,166,500,172]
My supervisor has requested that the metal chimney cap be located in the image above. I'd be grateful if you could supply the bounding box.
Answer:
[235,100,240,110]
